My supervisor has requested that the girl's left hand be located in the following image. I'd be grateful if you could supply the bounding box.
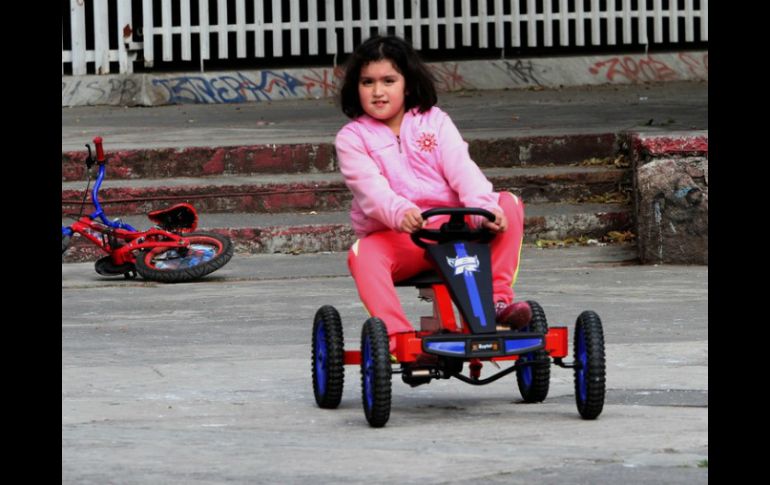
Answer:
[481,209,507,233]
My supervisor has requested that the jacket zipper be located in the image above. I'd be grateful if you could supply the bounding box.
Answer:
[396,135,402,153]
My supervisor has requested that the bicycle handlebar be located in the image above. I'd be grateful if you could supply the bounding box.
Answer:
[93,136,105,164]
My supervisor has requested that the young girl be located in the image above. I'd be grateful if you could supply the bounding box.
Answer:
[335,35,531,352]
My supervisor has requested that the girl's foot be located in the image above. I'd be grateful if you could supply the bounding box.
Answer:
[495,301,532,329]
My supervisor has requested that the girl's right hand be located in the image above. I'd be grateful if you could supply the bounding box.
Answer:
[399,208,425,233]
[481,209,508,233]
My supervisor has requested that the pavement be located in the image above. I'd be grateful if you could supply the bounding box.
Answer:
[62,244,708,484]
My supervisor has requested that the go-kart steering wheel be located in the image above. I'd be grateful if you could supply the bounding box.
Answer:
[410,207,497,248]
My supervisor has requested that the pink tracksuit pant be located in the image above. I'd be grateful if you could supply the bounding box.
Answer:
[347,192,525,336]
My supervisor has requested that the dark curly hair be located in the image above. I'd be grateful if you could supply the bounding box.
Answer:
[339,35,437,119]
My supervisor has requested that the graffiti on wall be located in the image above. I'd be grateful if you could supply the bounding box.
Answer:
[430,63,475,91]
[301,67,344,98]
[151,63,480,103]
[62,77,141,105]
[152,70,310,104]
[493,59,543,86]
[588,55,680,83]
[678,52,708,78]
[149,68,348,104]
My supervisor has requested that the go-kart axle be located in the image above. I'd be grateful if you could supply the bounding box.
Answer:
[452,358,550,386]
[553,358,581,369]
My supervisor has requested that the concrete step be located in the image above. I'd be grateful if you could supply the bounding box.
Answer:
[61,133,620,182]
[62,202,632,262]
[61,166,631,216]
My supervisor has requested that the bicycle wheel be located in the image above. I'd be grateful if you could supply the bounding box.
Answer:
[134,231,233,283]
[62,234,71,255]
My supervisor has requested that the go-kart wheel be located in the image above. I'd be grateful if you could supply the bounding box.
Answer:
[360,317,392,428]
[312,305,345,409]
[516,301,551,402]
[574,310,606,419]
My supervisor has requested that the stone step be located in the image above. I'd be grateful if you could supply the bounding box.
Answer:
[62,202,632,262]
[61,133,620,181]
[61,166,631,217]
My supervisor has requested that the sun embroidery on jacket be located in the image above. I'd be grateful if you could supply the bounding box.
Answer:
[416,132,438,153]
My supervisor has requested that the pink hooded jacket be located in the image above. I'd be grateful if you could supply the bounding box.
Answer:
[335,106,501,237]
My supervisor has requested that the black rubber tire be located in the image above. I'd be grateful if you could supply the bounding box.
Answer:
[360,317,392,428]
[574,311,606,420]
[134,232,233,283]
[62,234,71,255]
[516,300,551,403]
[312,305,345,409]
[95,256,136,278]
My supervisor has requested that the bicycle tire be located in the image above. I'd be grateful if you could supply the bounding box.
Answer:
[134,231,233,283]
[62,234,71,255]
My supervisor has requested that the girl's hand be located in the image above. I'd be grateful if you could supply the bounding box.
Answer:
[482,209,507,233]
[400,208,425,233]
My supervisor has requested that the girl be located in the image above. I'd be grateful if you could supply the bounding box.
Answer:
[335,35,531,352]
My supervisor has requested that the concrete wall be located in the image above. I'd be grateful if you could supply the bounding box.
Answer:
[631,133,708,265]
[62,51,708,107]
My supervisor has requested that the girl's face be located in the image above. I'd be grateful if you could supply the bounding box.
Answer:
[358,59,407,133]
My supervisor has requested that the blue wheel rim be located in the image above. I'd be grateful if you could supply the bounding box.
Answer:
[519,322,533,388]
[314,322,327,396]
[576,326,588,403]
[520,353,533,388]
[151,243,217,270]
[362,337,374,411]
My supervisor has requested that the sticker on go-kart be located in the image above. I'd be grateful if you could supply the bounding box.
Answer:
[452,244,487,327]
[471,340,499,353]
[446,254,480,275]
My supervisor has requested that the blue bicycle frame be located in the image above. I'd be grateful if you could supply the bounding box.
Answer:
[62,143,137,238]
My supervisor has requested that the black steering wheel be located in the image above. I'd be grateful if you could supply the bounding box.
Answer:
[410,207,497,248]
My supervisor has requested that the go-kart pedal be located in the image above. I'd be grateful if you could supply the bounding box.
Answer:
[494,301,533,329]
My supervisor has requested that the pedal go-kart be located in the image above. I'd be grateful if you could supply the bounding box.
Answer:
[311,208,606,427]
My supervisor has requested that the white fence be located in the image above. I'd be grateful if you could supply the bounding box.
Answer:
[63,0,709,76]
